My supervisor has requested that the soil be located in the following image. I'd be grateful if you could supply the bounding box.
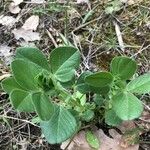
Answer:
[0,0,150,149]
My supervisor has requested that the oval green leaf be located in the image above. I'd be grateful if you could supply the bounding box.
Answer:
[10,89,34,112]
[1,77,24,94]
[105,109,122,126]
[86,130,100,149]
[127,72,150,94]
[32,92,54,121]
[85,72,113,87]
[112,92,143,120]
[110,56,137,80]
[11,59,41,90]
[50,46,80,82]
[76,71,110,94]
[40,105,77,144]
[16,47,50,70]
[90,86,110,95]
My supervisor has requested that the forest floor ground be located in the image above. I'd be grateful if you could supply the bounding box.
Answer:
[0,0,150,149]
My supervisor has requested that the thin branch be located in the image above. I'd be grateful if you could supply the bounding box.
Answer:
[72,14,103,33]
[0,115,39,127]
[64,132,77,150]
[113,20,125,52]
[131,44,150,58]
[46,29,58,48]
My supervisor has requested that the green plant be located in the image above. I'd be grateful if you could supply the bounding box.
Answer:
[1,46,150,144]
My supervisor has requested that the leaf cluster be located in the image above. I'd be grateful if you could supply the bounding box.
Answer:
[1,46,150,144]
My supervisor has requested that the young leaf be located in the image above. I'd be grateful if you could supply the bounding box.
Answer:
[40,105,77,144]
[32,92,54,121]
[110,56,137,80]
[10,89,34,112]
[86,130,100,149]
[1,77,24,94]
[50,46,80,82]
[75,91,86,106]
[35,72,54,91]
[94,94,105,106]
[85,72,113,87]
[127,72,150,94]
[11,59,41,90]
[76,71,92,94]
[105,109,122,126]
[112,92,143,120]
[81,110,94,122]
[16,47,50,70]
[76,71,110,94]
[60,77,75,88]
[90,85,110,95]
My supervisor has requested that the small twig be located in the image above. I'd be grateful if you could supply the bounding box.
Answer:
[139,140,150,144]
[113,20,125,52]
[0,115,39,127]
[81,124,91,130]
[142,101,150,112]
[46,29,58,48]
[131,44,150,58]
[64,132,77,150]
[139,118,150,123]
[72,14,103,32]
[140,5,150,11]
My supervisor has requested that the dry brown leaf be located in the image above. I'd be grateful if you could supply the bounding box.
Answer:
[61,131,92,150]
[56,0,66,3]
[98,129,139,150]
[120,0,128,2]
[0,15,16,27]
[17,41,36,47]
[13,0,24,5]
[22,15,39,31]
[0,45,13,65]
[139,111,150,131]
[77,0,89,4]
[118,121,136,133]
[12,28,40,42]
[61,129,139,150]
[9,2,21,14]
[120,0,143,5]
[127,0,135,5]
[146,21,150,29]
[140,111,150,123]
[31,0,46,4]
[68,8,81,19]
[12,15,40,42]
